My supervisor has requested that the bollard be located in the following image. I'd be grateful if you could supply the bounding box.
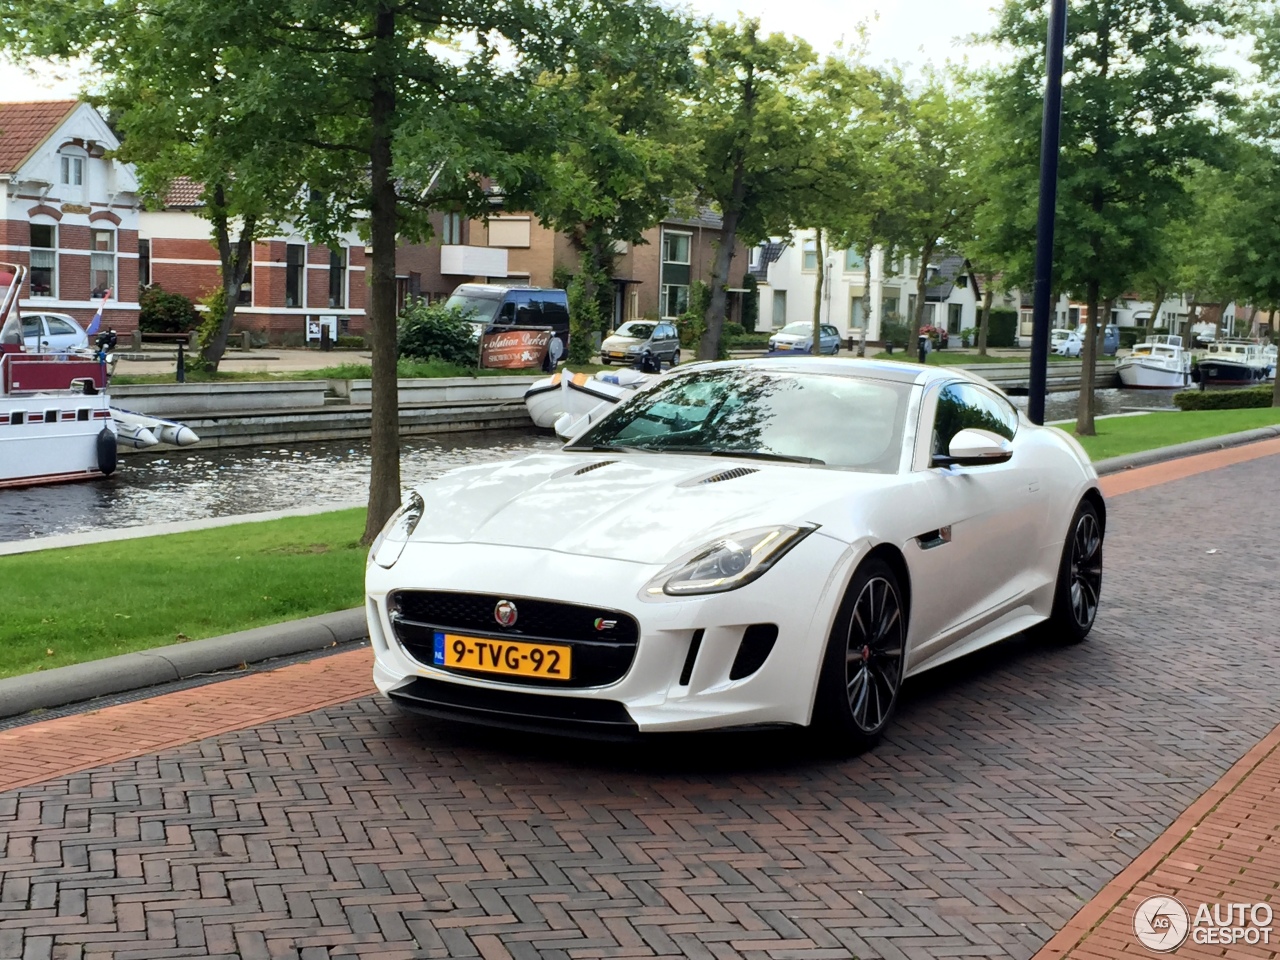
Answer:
[918,335,928,364]
[321,324,332,352]
[176,340,186,383]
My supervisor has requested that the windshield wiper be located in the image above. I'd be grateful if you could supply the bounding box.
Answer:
[570,443,638,453]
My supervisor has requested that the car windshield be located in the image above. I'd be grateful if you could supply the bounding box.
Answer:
[778,322,811,336]
[568,367,912,473]
[615,322,655,339]
[443,293,501,324]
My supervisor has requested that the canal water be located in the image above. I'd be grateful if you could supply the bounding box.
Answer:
[1,387,1175,544]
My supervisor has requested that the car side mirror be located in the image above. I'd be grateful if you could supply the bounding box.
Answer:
[932,428,1013,468]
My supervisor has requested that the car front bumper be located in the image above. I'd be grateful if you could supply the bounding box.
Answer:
[365,535,854,734]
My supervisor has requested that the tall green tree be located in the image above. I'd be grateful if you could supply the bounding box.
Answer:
[984,0,1231,433]
[690,19,824,360]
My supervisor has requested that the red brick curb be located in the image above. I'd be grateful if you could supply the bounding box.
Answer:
[1033,720,1280,958]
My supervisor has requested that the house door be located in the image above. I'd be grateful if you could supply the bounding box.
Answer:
[948,303,963,335]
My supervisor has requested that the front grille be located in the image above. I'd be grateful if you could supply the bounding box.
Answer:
[389,590,640,688]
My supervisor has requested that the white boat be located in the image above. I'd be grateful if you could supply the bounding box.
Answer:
[1197,340,1270,385]
[1115,335,1191,389]
[111,407,200,448]
[524,368,656,429]
[0,262,118,489]
[1263,344,1277,380]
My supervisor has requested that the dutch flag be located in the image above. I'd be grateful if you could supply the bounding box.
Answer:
[85,289,110,336]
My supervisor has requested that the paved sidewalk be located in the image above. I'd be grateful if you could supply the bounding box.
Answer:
[1,444,1278,960]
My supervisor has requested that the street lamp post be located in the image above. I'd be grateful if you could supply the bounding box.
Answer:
[1027,0,1068,425]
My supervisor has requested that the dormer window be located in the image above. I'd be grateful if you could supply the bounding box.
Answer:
[60,155,84,186]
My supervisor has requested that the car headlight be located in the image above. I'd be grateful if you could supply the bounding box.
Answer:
[368,491,424,568]
[625,344,641,353]
[643,524,818,597]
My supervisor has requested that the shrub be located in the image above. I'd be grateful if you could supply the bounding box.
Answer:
[677,280,714,351]
[566,274,601,364]
[741,273,759,332]
[1119,327,1145,349]
[986,308,1018,348]
[722,321,746,339]
[1173,385,1273,410]
[398,301,478,367]
[880,314,910,349]
[139,285,199,333]
[335,335,366,349]
[960,326,978,347]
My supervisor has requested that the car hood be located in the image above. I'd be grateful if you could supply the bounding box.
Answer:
[601,335,644,349]
[770,333,806,342]
[407,452,894,564]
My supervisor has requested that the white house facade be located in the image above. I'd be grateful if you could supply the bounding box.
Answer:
[0,100,142,330]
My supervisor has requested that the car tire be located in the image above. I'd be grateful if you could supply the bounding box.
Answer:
[1040,499,1103,643]
[671,349,680,367]
[602,358,612,365]
[812,558,907,752]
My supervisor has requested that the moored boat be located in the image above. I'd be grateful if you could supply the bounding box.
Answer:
[524,368,656,429]
[0,263,118,489]
[1197,340,1270,385]
[1115,335,1191,389]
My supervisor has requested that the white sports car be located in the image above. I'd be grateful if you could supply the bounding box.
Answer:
[365,358,1104,749]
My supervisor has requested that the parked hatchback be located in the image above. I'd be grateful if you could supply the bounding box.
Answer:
[769,322,842,355]
[21,312,88,352]
[1055,324,1119,358]
[600,320,681,366]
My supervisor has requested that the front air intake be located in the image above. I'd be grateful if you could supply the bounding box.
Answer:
[574,460,617,476]
[702,467,759,484]
[729,623,779,680]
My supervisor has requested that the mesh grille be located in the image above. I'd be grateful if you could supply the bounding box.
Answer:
[701,467,759,484]
[574,460,617,476]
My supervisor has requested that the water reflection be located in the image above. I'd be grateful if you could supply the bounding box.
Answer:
[1,431,559,543]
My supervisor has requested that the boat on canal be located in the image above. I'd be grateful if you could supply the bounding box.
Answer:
[524,367,656,429]
[1115,334,1191,389]
[1197,340,1270,385]
[0,262,119,489]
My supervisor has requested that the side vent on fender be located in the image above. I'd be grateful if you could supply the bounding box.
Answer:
[729,623,779,680]
[679,629,704,686]
[574,460,617,476]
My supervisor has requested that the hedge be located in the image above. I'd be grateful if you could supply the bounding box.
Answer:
[1173,385,1274,410]
[986,308,1018,348]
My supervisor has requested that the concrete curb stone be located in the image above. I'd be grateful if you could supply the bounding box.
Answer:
[4,425,1280,723]
[0,607,367,721]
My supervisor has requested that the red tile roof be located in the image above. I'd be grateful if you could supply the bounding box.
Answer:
[0,100,80,174]
[164,176,205,207]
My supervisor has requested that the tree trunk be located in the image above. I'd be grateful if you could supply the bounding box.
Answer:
[361,3,402,545]
[199,188,255,371]
[699,206,740,360]
[810,229,825,355]
[977,273,994,356]
[1076,281,1101,436]
[912,242,934,358]
[859,242,873,356]
[1145,283,1166,337]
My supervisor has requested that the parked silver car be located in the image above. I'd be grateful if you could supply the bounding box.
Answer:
[769,322,842,355]
[600,320,681,366]
[21,312,88,352]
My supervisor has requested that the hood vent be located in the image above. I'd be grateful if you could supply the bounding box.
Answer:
[573,460,617,476]
[679,466,760,487]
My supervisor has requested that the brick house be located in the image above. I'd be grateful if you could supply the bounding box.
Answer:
[140,180,368,343]
[0,100,142,332]
[396,206,749,329]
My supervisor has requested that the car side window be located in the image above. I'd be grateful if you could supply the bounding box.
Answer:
[46,317,78,336]
[931,383,1018,457]
[21,316,42,338]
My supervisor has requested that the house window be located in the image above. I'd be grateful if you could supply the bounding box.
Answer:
[881,296,899,319]
[772,290,787,328]
[661,284,689,319]
[90,229,115,299]
[908,294,917,319]
[749,246,761,269]
[138,239,151,288]
[851,297,866,329]
[660,230,692,320]
[29,223,56,298]
[237,244,253,305]
[329,247,346,308]
[441,213,462,245]
[802,238,818,271]
[60,154,84,186]
[285,244,305,307]
[844,248,865,271]
[488,217,531,248]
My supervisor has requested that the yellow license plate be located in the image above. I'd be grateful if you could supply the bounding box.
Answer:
[609,352,627,359]
[775,344,791,350]
[433,632,571,679]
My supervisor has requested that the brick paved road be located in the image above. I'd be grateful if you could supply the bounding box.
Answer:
[2,453,1279,960]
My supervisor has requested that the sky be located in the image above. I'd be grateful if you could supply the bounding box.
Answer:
[0,0,1002,102]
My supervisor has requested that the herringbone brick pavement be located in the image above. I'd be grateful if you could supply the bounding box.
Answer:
[1,451,1278,960]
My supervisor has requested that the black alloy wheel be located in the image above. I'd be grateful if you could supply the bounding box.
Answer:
[1043,499,1104,643]
[815,559,907,751]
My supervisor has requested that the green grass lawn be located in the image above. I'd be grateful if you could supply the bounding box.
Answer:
[1057,407,1280,461]
[0,509,368,680]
